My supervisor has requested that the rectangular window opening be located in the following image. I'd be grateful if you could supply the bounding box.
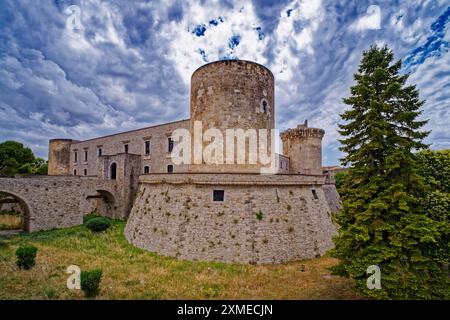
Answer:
[213,190,225,202]
[312,189,318,200]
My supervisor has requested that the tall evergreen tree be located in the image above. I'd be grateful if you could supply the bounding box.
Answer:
[331,46,449,299]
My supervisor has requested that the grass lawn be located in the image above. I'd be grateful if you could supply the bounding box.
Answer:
[0,217,360,300]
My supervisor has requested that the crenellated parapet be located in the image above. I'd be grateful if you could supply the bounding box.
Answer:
[280,126,325,141]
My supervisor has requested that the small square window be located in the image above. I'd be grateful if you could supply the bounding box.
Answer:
[213,190,224,202]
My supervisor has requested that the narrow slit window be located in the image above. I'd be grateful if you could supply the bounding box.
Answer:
[74,151,78,163]
[312,189,318,200]
[145,141,150,154]
[84,169,87,176]
[84,150,88,161]
[124,144,129,154]
[168,138,174,152]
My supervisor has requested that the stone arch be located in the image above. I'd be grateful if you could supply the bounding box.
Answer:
[86,189,118,218]
[110,162,117,180]
[0,190,32,232]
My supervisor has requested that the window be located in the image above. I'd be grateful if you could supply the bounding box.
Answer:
[145,141,150,154]
[260,99,269,113]
[262,100,268,113]
[84,169,87,176]
[167,165,173,173]
[312,189,318,200]
[74,151,78,163]
[168,138,174,152]
[74,169,77,176]
[144,166,149,174]
[124,144,129,154]
[110,163,117,180]
[98,148,102,156]
[213,190,225,202]
[84,150,88,161]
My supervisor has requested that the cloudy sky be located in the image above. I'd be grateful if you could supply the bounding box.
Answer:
[0,0,448,165]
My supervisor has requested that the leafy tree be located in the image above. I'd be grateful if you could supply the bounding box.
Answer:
[331,46,448,299]
[415,149,450,296]
[0,141,47,176]
[334,170,348,192]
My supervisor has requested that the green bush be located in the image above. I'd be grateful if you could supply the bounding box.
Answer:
[85,217,111,232]
[80,269,102,298]
[16,245,37,270]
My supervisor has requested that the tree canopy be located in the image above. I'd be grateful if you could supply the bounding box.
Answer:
[0,141,47,176]
[331,46,449,299]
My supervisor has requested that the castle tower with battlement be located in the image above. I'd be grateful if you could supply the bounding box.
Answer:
[281,120,325,175]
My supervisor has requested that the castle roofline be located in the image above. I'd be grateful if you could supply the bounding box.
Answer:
[191,59,274,80]
[64,118,190,144]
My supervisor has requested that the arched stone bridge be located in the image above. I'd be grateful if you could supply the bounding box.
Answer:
[0,176,127,232]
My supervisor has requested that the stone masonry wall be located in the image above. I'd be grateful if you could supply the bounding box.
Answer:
[0,176,122,232]
[69,119,189,177]
[125,174,337,264]
[189,60,275,173]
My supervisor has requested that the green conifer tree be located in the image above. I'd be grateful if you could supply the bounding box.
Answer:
[331,46,448,299]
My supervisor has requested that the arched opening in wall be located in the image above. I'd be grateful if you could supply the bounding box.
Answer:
[86,190,117,218]
[110,162,117,180]
[0,191,31,232]
[260,98,270,114]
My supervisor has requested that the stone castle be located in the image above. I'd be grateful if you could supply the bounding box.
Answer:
[0,60,340,264]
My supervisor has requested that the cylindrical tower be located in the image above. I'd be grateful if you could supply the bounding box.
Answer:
[48,139,74,175]
[280,121,324,175]
[189,60,275,172]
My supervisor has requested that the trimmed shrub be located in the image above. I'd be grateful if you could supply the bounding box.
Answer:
[81,269,102,298]
[16,245,37,270]
[85,217,111,233]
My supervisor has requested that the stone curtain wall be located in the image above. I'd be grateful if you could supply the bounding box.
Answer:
[0,176,122,232]
[125,174,337,264]
[322,184,342,214]
[0,177,85,231]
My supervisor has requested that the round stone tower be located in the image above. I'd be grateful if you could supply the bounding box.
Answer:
[48,139,74,176]
[189,60,275,172]
[280,121,324,175]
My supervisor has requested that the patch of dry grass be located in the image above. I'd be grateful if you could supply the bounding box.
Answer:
[0,212,21,230]
[0,220,360,300]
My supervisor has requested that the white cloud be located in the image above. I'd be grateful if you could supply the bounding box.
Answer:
[350,5,382,31]
[270,0,324,81]
[160,0,268,84]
